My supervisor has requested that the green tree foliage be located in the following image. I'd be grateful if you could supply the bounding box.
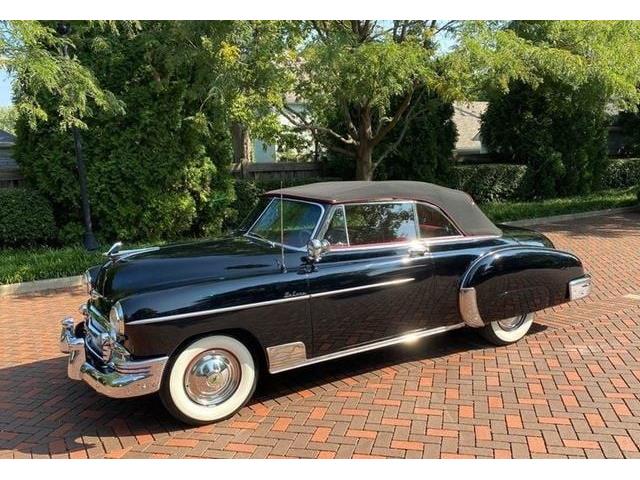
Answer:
[327,89,458,183]
[482,80,609,198]
[285,21,451,180]
[0,106,17,134]
[14,21,234,243]
[479,21,640,198]
[370,91,457,183]
[0,21,124,130]
[284,20,640,181]
[193,21,303,163]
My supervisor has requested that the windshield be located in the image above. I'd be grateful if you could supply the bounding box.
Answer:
[247,198,323,249]
[237,197,270,232]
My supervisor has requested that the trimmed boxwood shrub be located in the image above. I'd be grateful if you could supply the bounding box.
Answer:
[452,163,528,204]
[602,158,640,189]
[0,188,57,247]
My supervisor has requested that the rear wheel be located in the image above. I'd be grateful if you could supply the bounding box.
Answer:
[479,313,534,346]
[160,335,257,425]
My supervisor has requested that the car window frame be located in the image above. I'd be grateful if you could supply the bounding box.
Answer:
[414,201,463,240]
[244,196,326,251]
[317,200,466,251]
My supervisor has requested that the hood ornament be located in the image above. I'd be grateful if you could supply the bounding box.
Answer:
[104,241,123,258]
[103,241,160,260]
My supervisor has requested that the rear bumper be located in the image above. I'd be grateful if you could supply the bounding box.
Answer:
[59,318,168,398]
[568,274,592,301]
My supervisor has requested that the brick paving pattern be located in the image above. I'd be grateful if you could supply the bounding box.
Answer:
[1,211,640,458]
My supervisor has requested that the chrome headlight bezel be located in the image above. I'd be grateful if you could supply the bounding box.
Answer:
[109,301,125,337]
[82,270,92,294]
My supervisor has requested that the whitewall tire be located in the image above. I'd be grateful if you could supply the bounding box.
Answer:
[160,335,257,425]
[479,313,534,346]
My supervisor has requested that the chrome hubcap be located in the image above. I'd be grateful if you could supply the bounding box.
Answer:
[497,314,527,332]
[184,349,241,406]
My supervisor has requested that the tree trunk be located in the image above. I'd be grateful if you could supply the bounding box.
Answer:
[230,122,251,164]
[355,143,374,180]
[72,127,99,251]
[355,107,374,180]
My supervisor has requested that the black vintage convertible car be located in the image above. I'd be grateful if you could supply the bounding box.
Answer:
[60,181,591,424]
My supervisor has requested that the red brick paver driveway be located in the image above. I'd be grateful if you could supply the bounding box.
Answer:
[1,211,640,459]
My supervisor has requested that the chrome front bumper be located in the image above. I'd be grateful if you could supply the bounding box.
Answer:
[59,318,168,398]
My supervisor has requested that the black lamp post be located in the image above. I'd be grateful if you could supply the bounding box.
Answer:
[56,22,99,251]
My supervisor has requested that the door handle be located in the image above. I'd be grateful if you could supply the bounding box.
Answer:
[408,244,429,258]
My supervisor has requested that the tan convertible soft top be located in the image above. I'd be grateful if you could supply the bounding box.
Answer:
[266,180,502,237]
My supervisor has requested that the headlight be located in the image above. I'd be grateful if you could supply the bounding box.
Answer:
[109,301,125,337]
[83,270,92,294]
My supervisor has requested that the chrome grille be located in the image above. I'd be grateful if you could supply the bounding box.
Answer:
[114,363,153,375]
[85,303,115,363]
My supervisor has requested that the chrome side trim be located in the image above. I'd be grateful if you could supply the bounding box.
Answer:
[115,246,160,260]
[127,294,311,325]
[103,242,160,260]
[266,342,307,373]
[127,277,415,325]
[310,278,414,298]
[459,287,484,327]
[267,323,465,374]
[324,234,499,253]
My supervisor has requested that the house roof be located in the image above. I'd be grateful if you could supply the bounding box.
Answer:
[266,180,501,237]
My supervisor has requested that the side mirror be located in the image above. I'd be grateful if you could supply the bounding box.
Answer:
[306,239,330,263]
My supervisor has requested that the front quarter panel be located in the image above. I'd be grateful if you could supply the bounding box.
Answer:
[119,251,312,358]
[461,246,585,323]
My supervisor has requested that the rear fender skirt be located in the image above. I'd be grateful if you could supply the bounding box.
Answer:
[458,246,584,326]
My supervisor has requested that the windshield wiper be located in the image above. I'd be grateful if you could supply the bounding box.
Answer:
[246,232,275,246]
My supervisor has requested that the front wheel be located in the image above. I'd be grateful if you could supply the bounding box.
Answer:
[160,335,257,425]
[479,313,534,346]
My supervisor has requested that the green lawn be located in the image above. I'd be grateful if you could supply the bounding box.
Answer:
[1,187,638,285]
[0,246,104,285]
[482,187,639,223]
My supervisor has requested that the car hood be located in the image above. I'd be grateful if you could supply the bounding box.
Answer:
[94,236,284,301]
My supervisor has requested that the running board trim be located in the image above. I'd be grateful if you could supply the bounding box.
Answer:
[266,323,466,374]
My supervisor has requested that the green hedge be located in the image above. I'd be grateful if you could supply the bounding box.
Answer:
[0,188,57,247]
[602,158,640,189]
[452,163,528,204]
[451,159,639,204]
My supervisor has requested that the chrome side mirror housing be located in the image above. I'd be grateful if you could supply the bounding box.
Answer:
[306,239,330,263]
